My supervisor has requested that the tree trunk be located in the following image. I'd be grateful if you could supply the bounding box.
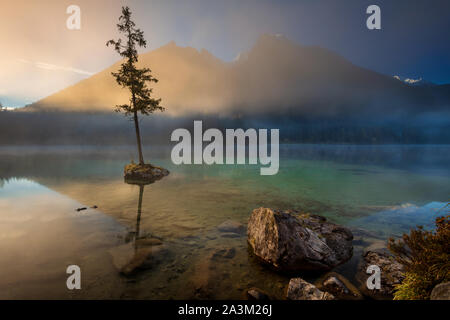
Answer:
[133,110,145,165]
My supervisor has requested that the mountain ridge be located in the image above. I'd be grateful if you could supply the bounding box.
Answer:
[25,34,450,117]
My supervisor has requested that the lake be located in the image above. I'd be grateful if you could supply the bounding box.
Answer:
[0,144,448,299]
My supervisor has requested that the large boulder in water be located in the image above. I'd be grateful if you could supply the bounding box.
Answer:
[247,208,353,272]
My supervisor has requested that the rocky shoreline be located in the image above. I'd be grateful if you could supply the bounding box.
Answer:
[106,206,447,300]
[247,207,406,300]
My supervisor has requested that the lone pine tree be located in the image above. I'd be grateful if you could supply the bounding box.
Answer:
[107,6,164,165]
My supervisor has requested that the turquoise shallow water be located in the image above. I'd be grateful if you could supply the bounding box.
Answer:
[0,144,448,299]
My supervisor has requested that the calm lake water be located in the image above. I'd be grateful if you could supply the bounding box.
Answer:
[0,144,448,299]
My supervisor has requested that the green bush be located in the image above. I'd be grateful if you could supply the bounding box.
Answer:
[388,211,450,300]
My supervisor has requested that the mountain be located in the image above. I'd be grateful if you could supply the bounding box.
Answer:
[25,34,450,117]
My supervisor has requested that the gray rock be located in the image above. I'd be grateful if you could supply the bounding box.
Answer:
[218,220,245,234]
[211,247,236,260]
[286,278,335,300]
[109,243,135,271]
[221,232,241,238]
[121,245,168,276]
[247,207,353,272]
[109,243,168,276]
[324,277,347,292]
[247,288,270,300]
[356,250,404,299]
[316,272,363,300]
[430,282,450,300]
[135,237,163,247]
[190,260,214,299]
[189,247,235,299]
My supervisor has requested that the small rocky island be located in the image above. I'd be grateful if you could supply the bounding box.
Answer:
[124,162,169,184]
[107,7,168,186]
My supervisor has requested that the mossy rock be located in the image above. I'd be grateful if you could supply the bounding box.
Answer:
[124,163,169,185]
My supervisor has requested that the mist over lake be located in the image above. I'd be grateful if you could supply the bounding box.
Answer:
[1,0,450,303]
[0,144,448,299]
[1,111,449,145]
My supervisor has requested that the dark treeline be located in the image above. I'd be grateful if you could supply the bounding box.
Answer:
[0,111,449,145]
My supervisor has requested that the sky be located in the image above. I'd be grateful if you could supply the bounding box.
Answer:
[0,0,449,107]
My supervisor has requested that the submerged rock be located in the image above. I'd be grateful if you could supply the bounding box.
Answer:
[247,207,353,272]
[356,250,404,299]
[120,245,168,276]
[211,247,236,260]
[108,239,168,276]
[286,278,335,300]
[315,272,363,300]
[109,243,135,271]
[189,246,237,299]
[135,237,163,247]
[221,232,241,238]
[124,163,169,184]
[430,282,450,300]
[246,288,270,300]
[190,259,214,299]
[218,220,245,234]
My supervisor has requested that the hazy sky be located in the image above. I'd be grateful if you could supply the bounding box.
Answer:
[1,0,449,107]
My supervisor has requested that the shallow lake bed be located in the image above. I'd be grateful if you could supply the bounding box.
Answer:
[0,144,448,299]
